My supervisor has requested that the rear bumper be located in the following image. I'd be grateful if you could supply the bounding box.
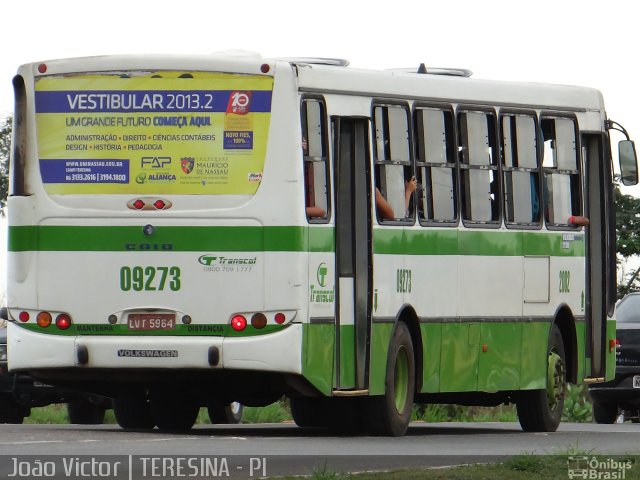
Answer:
[589,371,640,406]
[8,322,303,375]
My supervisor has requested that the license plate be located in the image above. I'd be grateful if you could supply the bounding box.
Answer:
[127,313,176,331]
[633,376,640,389]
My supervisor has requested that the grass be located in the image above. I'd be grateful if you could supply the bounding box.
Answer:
[26,399,293,425]
[27,400,522,426]
[25,403,117,424]
[195,400,292,425]
[267,455,640,480]
[22,387,593,426]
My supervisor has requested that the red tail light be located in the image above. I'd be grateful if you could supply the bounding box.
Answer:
[56,314,72,330]
[18,311,30,322]
[231,315,247,331]
[274,313,286,324]
[610,338,620,353]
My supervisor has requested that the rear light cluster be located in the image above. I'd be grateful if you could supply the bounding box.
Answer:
[611,338,620,353]
[18,310,73,330]
[230,311,289,332]
[127,198,172,211]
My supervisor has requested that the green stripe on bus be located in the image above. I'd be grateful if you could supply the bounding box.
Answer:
[9,225,584,256]
[8,225,308,252]
[14,322,288,337]
[374,229,585,257]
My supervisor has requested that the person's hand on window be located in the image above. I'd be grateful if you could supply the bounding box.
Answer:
[405,176,417,213]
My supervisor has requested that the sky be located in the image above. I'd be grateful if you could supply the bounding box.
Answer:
[0,0,639,288]
[2,1,639,169]
[1,0,638,143]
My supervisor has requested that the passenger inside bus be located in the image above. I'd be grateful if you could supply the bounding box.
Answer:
[302,136,327,219]
[376,176,417,221]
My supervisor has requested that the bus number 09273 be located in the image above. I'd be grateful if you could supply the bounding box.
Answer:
[120,266,181,292]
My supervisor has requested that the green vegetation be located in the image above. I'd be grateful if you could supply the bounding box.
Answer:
[24,387,598,426]
[562,384,593,423]
[268,455,640,480]
[25,404,117,425]
[0,116,9,210]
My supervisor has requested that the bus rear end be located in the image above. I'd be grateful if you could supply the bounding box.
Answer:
[6,55,308,429]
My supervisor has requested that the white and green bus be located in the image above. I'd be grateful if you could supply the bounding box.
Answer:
[5,54,638,435]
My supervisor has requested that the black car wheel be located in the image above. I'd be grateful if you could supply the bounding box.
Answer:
[593,402,618,424]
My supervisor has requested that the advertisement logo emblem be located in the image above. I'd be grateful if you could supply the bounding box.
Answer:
[141,157,172,169]
[136,173,147,184]
[226,91,252,115]
[181,157,195,174]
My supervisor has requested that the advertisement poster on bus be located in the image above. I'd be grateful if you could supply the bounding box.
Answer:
[34,71,273,195]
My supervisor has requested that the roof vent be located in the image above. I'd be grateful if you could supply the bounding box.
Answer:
[389,64,473,77]
[278,57,350,67]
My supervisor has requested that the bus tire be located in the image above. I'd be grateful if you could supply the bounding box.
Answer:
[67,399,106,425]
[0,394,27,424]
[208,401,243,424]
[114,390,155,430]
[516,324,566,432]
[365,322,415,436]
[150,390,199,432]
[593,402,618,424]
[290,397,328,428]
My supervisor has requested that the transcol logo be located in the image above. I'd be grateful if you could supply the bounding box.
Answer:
[317,263,328,287]
[198,255,257,266]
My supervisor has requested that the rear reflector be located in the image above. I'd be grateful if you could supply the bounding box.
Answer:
[37,312,52,328]
[251,313,267,329]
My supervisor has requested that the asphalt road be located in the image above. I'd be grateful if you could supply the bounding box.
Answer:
[0,421,638,478]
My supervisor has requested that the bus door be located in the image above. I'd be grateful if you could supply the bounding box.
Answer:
[582,133,613,379]
[332,117,373,391]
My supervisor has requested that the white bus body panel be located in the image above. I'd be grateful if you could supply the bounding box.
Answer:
[8,321,303,374]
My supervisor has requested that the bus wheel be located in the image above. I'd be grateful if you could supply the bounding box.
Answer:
[114,390,155,430]
[208,401,243,424]
[0,394,27,424]
[365,322,415,436]
[290,397,331,428]
[150,390,199,432]
[67,399,106,424]
[593,402,619,424]
[516,324,566,432]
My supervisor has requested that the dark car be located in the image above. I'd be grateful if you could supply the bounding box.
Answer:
[0,323,110,424]
[589,292,640,423]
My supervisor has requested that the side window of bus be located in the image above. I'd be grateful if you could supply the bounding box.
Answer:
[414,107,457,224]
[501,114,541,226]
[301,99,330,222]
[458,110,500,225]
[541,116,581,228]
[373,103,414,223]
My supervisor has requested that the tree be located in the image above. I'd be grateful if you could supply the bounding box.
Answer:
[615,184,640,297]
[0,116,10,210]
